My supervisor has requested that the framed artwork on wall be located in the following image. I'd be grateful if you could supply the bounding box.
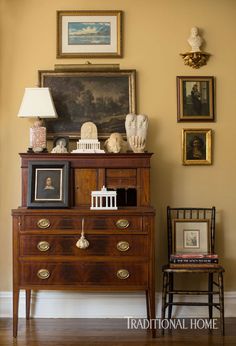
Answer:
[57,10,122,58]
[177,76,215,122]
[39,69,136,138]
[173,219,210,253]
[182,128,212,165]
[27,161,69,208]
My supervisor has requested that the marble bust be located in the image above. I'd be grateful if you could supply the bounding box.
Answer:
[104,133,127,153]
[187,27,203,52]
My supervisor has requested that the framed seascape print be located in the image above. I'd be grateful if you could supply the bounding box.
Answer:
[57,10,122,58]
[173,219,210,254]
[39,69,136,138]
[177,76,214,122]
[27,161,69,208]
[182,128,212,165]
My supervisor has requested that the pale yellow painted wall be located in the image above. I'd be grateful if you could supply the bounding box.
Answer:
[1,0,236,292]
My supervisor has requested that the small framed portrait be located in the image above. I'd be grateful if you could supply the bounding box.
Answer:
[57,10,122,58]
[27,161,69,208]
[177,76,215,122]
[53,136,69,151]
[173,219,210,253]
[182,128,212,165]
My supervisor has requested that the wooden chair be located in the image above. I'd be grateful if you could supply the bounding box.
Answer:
[161,206,225,335]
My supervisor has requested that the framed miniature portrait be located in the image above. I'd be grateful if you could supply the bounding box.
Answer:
[173,219,210,253]
[177,76,215,122]
[27,161,69,208]
[57,10,122,58]
[182,128,212,165]
[53,136,69,151]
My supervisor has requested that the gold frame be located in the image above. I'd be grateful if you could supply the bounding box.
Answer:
[57,10,122,58]
[182,128,212,165]
[173,219,210,254]
[177,76,215,122]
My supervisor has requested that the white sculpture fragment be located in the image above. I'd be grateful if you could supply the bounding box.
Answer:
[125,113,148,153]
[104,133,128,153]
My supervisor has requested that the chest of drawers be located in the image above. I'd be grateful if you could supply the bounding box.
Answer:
[12,153,156,337]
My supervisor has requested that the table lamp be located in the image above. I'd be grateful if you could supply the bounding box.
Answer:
[18,87,58,152]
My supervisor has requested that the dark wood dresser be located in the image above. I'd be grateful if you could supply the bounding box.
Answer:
[12,153,156,337]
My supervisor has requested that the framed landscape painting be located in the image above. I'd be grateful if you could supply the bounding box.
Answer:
[177,76,215,122]
[57,10,122,58]
[39,69,136,138]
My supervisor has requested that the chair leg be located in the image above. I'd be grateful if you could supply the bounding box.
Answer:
[208,273,213,319]
[168,272,174,319]
[161,272,168,335]
[218,272,225,336]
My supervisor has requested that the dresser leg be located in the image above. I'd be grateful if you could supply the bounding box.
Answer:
[145,290,150,319]
[13,289,19,338]
[147,288,156,338]
[26,289,31,320]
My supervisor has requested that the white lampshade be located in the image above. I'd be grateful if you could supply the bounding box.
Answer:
[18,87,57,118]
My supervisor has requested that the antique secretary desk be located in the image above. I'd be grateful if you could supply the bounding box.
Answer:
[12,152,156,337]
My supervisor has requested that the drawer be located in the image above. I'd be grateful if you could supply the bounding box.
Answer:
[20,234,148,257]
[19,262,148,286]
[106,169,136,188]
[22,215,143,232]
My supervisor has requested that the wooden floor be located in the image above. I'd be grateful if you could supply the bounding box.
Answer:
[1,318,236,346]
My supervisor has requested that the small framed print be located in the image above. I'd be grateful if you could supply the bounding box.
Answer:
[173,219,210,253]
[182,128,212,165]
[57,10,122,58]
[177,76,215,122]
[27,161,69,208]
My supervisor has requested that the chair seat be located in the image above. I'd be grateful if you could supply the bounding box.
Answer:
[162,264,225,273]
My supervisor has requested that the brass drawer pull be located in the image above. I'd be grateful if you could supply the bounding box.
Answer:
[116,219,130,229]
[37,269,50,280]
[117,241,130,252]
[37,241,50,252]
[37,219,51,229]
[117,269,130,280]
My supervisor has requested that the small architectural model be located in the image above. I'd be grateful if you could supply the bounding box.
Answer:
[72,122,105,153]
[104,132,128,153]
[180,26,210,69]
[125,114,148,153]
[90,186,117,210]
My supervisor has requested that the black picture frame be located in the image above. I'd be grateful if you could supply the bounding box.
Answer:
[177,76,215,122]
[27,161,69,208]
[38,69,136,139]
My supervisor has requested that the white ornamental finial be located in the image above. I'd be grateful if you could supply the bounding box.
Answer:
[187,27,203,52]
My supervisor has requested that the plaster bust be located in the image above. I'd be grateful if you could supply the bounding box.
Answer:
[104,133,127,153]
[81,122,98,139]
[51,140,68,153]
[187,27,203,52]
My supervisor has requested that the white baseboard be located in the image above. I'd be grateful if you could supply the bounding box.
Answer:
[1,291,235,318]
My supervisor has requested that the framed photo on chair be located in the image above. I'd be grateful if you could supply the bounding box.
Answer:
[173,219,210,253]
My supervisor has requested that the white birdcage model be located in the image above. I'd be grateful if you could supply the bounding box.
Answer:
[90,186,117,210]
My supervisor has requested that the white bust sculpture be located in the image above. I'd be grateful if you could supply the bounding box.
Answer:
[125,113,148,153]
[51,140,68,153]
[104,133,127,153]
[81,121,98,139]
[187,27,203,52]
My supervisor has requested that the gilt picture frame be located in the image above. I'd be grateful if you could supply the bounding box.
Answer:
[27,161,69,208]
[173,219,210,253]
[182,128,212,165]
[39,69,136,138]
[57,10,122,58]
[177,76,215,122]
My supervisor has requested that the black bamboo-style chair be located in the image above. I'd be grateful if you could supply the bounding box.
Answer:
[161,206,225,335]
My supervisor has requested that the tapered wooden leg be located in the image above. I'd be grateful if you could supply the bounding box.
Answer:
[148,287,156,338]
[26,289,31,320]
[161,272,168,335]
[218,272,225,336]
[13,289,19,338]
[145,290,150,320]
[168,272,174,319]
[208,273,213,319]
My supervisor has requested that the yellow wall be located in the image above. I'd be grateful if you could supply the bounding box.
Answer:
[1,0,236,292]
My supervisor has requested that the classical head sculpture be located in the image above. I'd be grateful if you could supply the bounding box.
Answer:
[104,133,127,153]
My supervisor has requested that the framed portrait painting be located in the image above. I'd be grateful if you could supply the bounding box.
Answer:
[27,161,69,208]
[57,10,122,58]
[39,69,136,138]
[182,128,212,165]
[173,219,210,254]
[177,76,215,122]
